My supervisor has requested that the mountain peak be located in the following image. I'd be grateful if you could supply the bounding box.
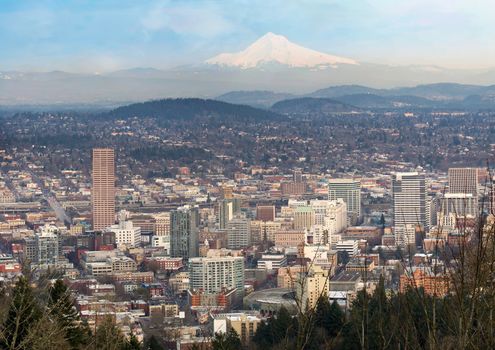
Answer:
[205,32,358,69]
[257,32,290,43]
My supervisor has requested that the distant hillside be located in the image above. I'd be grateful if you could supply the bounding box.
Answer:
[214,83,495,112]
[333,94,437,109]
[271,97,359,114]
[309,85,386,98]
[459,94,495,109]
[391,83,494,100]
[105,98,282,121]
[311,83,495,102]
[216,90,295,108]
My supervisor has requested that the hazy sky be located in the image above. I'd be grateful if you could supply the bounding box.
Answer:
[1,0,495,72]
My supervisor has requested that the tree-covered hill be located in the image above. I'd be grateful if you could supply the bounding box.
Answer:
[104,98,283,122]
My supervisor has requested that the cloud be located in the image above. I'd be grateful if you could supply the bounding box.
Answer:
[141,1,234,37]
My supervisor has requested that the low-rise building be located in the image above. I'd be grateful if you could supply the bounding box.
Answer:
[399,267,449,297]
[257,254,287,271]
[336,240,359,257]
[274,230,306,248]
[213,312,261,346]
[169,272,190,294]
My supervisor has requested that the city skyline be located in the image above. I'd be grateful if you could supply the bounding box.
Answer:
[1,2,495,348]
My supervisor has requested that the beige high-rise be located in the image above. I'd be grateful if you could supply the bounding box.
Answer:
[92,148,115,230]
[448,168,479,197]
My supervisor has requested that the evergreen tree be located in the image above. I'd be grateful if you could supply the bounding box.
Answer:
[27,318,70,350]
[271,306,293,344]
[252,320,272,349]
[366,276,392,349]
[49,279,89,348]
[94,316,126,350]
[315,296,332,331]
[145,335,164,350]
[379,213,386,229]
[253,307,296,349]
[327,301,345,337]
[0,276,42,349]
[211,328,241,350]
[123,332,141,350]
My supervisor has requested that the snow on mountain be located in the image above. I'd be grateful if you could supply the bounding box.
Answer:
[205,32,358,69]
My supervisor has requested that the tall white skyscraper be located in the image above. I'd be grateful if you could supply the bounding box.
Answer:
[328,179,361,224]
[393,172,426,247]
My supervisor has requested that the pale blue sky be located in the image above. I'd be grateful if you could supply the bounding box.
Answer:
[1,0,494,72]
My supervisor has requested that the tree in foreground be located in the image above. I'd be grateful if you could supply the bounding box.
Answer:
[315,296,344,337]
[49,279,90,348]
[123,332,142,350]
[26,318,71,350]
[211,328,241,350]
[94,316,127,350]
[253,307,297,350]
[144,335,164,350]
[0,276,42,349]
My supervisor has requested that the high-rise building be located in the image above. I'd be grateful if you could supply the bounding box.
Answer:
[274,229,306,247]
[448,168,478,197]
[289,199,347,235]
[294,206,315,230]
[25,224,60,265]
[393,172,426,247]
[92,148,115,231]
[436,193,478,231]
[256,205,275,222]
[218,198,241,229]
[439,193,477,217]
[281,182,306,196]
[153,212,171,236]
[170,205,200,259]
[426,195,439,229]
[309,199,347,233]
[336,240,359,257]
[227,216,251,249]
[189,256,245,295]
[490,185,495,215]
[293,169,303,183]
[250,220,282,243]
[296,265,330,310]
[328,179,361,224]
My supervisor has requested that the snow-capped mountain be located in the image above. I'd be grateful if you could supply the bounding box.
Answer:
[4,32,495,105]
[205,32,358,69]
